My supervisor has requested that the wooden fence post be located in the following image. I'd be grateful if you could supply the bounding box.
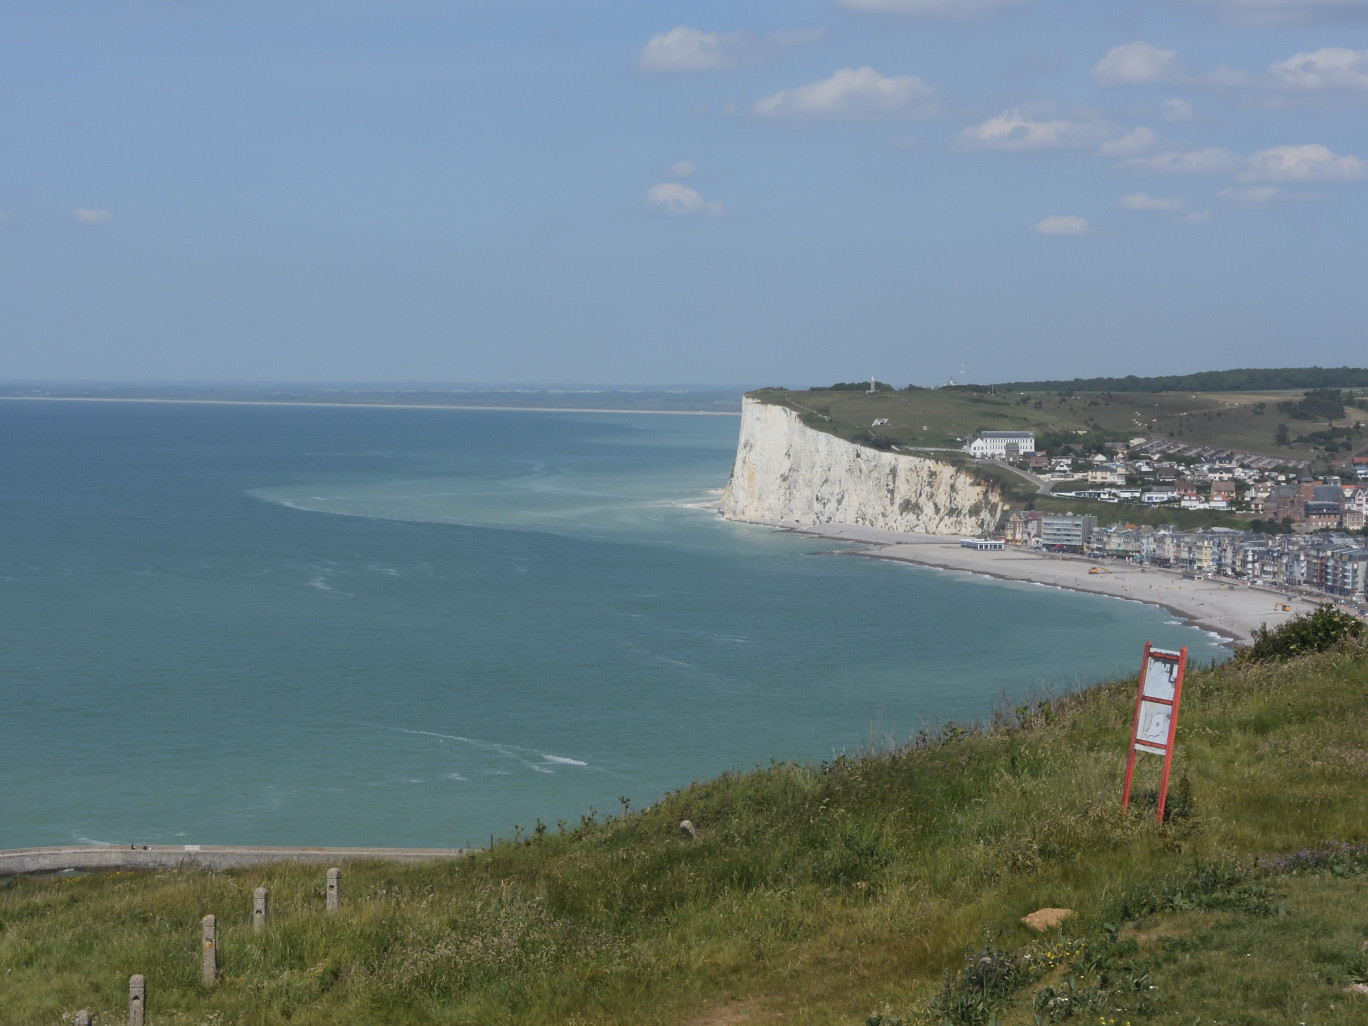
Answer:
[128,974,146,1026]
[253,886,269,932]
[201,914,217,985]
[326,867,341,911]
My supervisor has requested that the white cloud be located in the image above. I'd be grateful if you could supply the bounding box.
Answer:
[1199,47,1368,106]
[1118,147,1242,175]
[72,209,111,224]
[839,0,1031,19]
[754,66,938,119]
[1270,48,1368,90]
[1160,98,1195,121]
[1219,185,1281,206]
[1033,215,1093,235]
[1174,0,1368,26]
[957,109,1134,152]
[1120,192,1186,212]
[1093,42,1181,86]
[1239,143,1366,182]
[1099,126,1159,157]
[646,182,724,217]
[1218,184,1324,206]
[667,161,696,178]
[1120,192,1211,222]
[638,26,821,73]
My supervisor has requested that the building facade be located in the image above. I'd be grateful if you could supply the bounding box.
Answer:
[966,431,1036,459]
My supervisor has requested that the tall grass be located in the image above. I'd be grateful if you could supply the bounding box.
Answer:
[4,633,1368,1024]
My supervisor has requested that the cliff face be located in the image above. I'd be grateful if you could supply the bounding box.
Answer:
[721,397,1002,535]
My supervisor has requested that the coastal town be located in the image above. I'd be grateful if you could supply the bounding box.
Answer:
[966,427,1368,611]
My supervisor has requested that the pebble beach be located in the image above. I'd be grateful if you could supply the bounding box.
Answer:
[739,520,1313,646]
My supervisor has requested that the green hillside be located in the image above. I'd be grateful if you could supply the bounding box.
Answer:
[4,613,1368,1025]
[756,384,1368,466]
[996,367,1368,394]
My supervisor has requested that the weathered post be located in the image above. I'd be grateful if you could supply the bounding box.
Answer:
[326,867,341,911]
[74,1012,92,1026]
[253,886,269,932]
[201,914,218,985]
[128,974,146,1026]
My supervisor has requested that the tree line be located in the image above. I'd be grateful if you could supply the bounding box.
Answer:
[994,367,1368,394]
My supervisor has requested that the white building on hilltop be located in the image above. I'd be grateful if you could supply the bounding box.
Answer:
[966,430,1036,459]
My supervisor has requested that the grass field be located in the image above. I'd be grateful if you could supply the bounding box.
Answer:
[4,622,1368,1025]
[758,386,1367,467]
[963,461,1252,531]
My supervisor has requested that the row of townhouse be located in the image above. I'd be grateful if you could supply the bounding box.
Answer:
[1079,523,1368,601]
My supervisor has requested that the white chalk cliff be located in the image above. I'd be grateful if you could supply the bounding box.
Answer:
[721,397,1002,535]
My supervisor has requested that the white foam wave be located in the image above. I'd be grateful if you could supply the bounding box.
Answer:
[363,723,586,776]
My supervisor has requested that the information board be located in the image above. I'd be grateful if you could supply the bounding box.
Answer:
[1121,643,1187,823]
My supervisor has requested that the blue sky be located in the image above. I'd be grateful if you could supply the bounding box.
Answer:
[2,0,1365,388]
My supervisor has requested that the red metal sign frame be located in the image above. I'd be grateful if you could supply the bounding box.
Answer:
[1121,642,1187,824]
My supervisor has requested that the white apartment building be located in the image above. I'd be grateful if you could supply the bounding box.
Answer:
[966,430,1036,459]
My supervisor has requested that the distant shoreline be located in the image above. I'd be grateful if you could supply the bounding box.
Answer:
[0,395,741,416]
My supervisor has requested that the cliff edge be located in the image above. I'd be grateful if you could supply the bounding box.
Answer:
[721,396,1002,535]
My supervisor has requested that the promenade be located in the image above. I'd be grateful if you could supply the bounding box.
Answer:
[0,844,468,878]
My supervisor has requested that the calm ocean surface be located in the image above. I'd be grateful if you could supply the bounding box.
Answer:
[0,401,1225,850]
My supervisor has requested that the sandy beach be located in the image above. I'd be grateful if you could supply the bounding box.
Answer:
[730,518,1316,646]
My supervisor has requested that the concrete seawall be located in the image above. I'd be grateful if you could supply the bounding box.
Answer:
[0,844,468,878]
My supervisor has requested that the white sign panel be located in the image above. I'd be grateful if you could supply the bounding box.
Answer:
[1141,651,1180,701]
[1135,700,1172,751]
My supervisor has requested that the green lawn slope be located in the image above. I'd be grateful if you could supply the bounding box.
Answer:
[755,384,1367,469]
[4,615,1368,1025]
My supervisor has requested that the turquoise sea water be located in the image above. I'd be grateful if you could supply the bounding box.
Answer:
[0,401,1226,850]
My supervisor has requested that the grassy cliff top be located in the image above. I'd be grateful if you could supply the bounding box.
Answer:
[4,615,1368,1025]
[750,384,1366,467]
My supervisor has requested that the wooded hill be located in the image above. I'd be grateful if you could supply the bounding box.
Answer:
[993,366,1368,395]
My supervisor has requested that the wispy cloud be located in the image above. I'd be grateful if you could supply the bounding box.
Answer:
[638,26,822,73]
[1093,42,1182,86]
[1160,98,1195,122]
[667,161,696,179]
[1118,147,1242,175]
[1119,142,1365,190]
[957,109,1144,153]
[1270,48,1368,91]
[1120,192,1211,222]
[754,67,938,119]
[839,0,1032,19]
[1170,0,1368,26]
[72,209,112,224]
[1033,214,1093,235]
[1238,143,1366,182]
[1120,192,1186,212]
[646,182,724,217]
[1098,126,1159,157]
[1218,185,1324,206]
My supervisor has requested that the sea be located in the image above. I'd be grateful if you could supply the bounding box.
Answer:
[0,400,1227,850]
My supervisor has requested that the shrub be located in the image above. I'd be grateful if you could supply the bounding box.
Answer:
[1237,604,1364,663]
